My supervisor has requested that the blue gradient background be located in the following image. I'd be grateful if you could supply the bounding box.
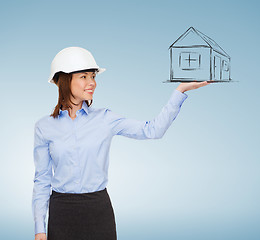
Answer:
[0,0,259,239]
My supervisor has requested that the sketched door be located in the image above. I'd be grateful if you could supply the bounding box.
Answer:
[214,56,221,80]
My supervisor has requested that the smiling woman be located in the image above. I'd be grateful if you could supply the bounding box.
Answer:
[50,69,97,119]
[72,71,97,99]
[32,46,210,240]
[47,46,105,120]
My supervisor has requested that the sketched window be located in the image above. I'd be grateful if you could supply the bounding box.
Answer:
[179,52,201,70]
[222,60,229,71]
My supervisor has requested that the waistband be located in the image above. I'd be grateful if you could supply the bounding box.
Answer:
[50,188,108,200]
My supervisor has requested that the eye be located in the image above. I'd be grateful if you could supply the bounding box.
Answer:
[81,76,86,79]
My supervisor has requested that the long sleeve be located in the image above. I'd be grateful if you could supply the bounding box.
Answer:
[32,122,52,235]
[103,89,188,139]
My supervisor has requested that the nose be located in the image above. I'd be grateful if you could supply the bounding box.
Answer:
[87,80,95,89]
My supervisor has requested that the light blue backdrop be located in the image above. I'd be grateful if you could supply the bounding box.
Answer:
[0,0,259,239]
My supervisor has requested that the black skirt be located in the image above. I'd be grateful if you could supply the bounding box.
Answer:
[47,188,117,240]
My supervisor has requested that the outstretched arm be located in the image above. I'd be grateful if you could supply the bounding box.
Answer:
[103,88,188,139]
[103,81,211,139]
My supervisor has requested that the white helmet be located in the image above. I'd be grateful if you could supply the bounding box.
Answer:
[48,46,106,84]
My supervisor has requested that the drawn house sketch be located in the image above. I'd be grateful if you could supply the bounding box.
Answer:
[166,27,231,82]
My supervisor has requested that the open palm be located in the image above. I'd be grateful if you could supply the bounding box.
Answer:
[176,80,212,93]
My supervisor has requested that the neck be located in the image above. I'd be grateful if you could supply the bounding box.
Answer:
[62,101,84,117]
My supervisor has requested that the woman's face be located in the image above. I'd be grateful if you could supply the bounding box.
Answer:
[70,71,97,102]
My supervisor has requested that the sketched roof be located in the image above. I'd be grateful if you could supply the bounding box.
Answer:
[169,27,230,58]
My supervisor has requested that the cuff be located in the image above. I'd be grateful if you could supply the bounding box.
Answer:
[175,89,188,98]
[169,89,188,106]
[35,220,46,235]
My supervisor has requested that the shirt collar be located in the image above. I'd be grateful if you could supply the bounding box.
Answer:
[59,100,89,116]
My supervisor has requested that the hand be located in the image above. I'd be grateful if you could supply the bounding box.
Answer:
[35,233,47,240]
[176,80,212,93]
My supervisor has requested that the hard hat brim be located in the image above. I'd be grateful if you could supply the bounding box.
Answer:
[48,67,106,84]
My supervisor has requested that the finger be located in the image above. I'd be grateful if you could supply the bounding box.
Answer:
[195,81,209,88]
[202,81,210,85]
[197,81,207,86]
[194,81,207,84]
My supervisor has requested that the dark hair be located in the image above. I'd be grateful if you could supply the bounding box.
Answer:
[50,71,94,119]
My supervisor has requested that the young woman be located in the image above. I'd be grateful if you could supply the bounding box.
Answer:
[32,46,210,240]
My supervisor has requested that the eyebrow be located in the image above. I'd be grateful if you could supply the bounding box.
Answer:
[82,72,96,75]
